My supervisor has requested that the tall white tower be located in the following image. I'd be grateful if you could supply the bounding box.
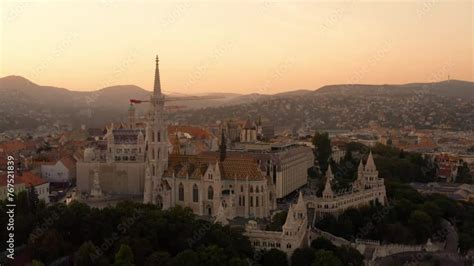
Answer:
[144,55,169,204]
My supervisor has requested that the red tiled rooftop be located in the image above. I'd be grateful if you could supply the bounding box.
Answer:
[0,171,48,187]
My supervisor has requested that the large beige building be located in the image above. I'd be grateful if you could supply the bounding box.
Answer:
[228,142,314,199]
[306,151,387,218]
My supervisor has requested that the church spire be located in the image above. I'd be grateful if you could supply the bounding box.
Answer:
[154,55,161,96]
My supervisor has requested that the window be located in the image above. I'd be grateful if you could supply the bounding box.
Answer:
[239,196,242,206]
[256,196,259,207]
[151,148,155,160]
[193,184,199,202]
[256,186,259,193]
[151,130,155,142]
[250,196,253,207]
[242,196,245,206]
[241,185,244,193]
[208,186,214,200]
[178,183,184,201]
[250,186,253,193]
[158,132,161,142]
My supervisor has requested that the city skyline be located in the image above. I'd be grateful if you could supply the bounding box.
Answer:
[1,1,472,94]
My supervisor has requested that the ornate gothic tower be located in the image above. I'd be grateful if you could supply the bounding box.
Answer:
[144,55,169,204]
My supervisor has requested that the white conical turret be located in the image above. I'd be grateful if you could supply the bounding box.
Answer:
[214,202,229,225]
[293,191,306,220]
[322,165,334,198]
[365,151,376,172]
[282,205,296,232]
[358,159,364,173]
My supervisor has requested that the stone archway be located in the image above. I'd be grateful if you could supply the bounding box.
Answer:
[206,204,212,216]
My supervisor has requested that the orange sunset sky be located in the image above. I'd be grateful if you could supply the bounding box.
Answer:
[1,0,473,94]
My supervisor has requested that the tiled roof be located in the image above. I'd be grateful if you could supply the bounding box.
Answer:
[0,140,27,154]
[60,156,76,170]
[0,171,48,187]
[164,154,266,181]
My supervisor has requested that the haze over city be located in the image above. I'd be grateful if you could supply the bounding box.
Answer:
[1,0,473,94]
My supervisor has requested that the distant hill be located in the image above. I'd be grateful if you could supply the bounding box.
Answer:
[316,80,474,99]
[170,80,474,132]
[0,76,472,133]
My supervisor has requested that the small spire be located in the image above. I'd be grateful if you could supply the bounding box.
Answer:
[323,173,334,197]
[358,159,364,172]
[153,54,161,96]
[326,165,334,180]
[365,150,376,170]
[294,191,306,212]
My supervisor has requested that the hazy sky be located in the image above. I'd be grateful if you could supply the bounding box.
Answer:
[1,0,473,94]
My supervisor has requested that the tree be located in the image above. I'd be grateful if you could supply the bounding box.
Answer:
[75,241,103,266]
[260,248,288,266]
[172,250,199,266]
[228,257,249,266]
[336,245,364,266]
[266,211,287,231]
[408,210,433,244]
[310,237,336,251]
[31,260,44,266]
[27,184,39,213]
[145,251,171,266]
[113,244,135,266]
[312,132,332,172]
[291,248,315,266]
[312,250,342,266]
[197,245,227,266]
[456,162,473,184]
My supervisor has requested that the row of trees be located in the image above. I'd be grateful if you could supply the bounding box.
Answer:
[257,237,364,266]
[0,196,254,265]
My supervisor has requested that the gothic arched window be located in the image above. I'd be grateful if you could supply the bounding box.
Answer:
[256,186,260,193]
[208,186,214,200]
[178,183,184,201]
[193,184,199,202]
